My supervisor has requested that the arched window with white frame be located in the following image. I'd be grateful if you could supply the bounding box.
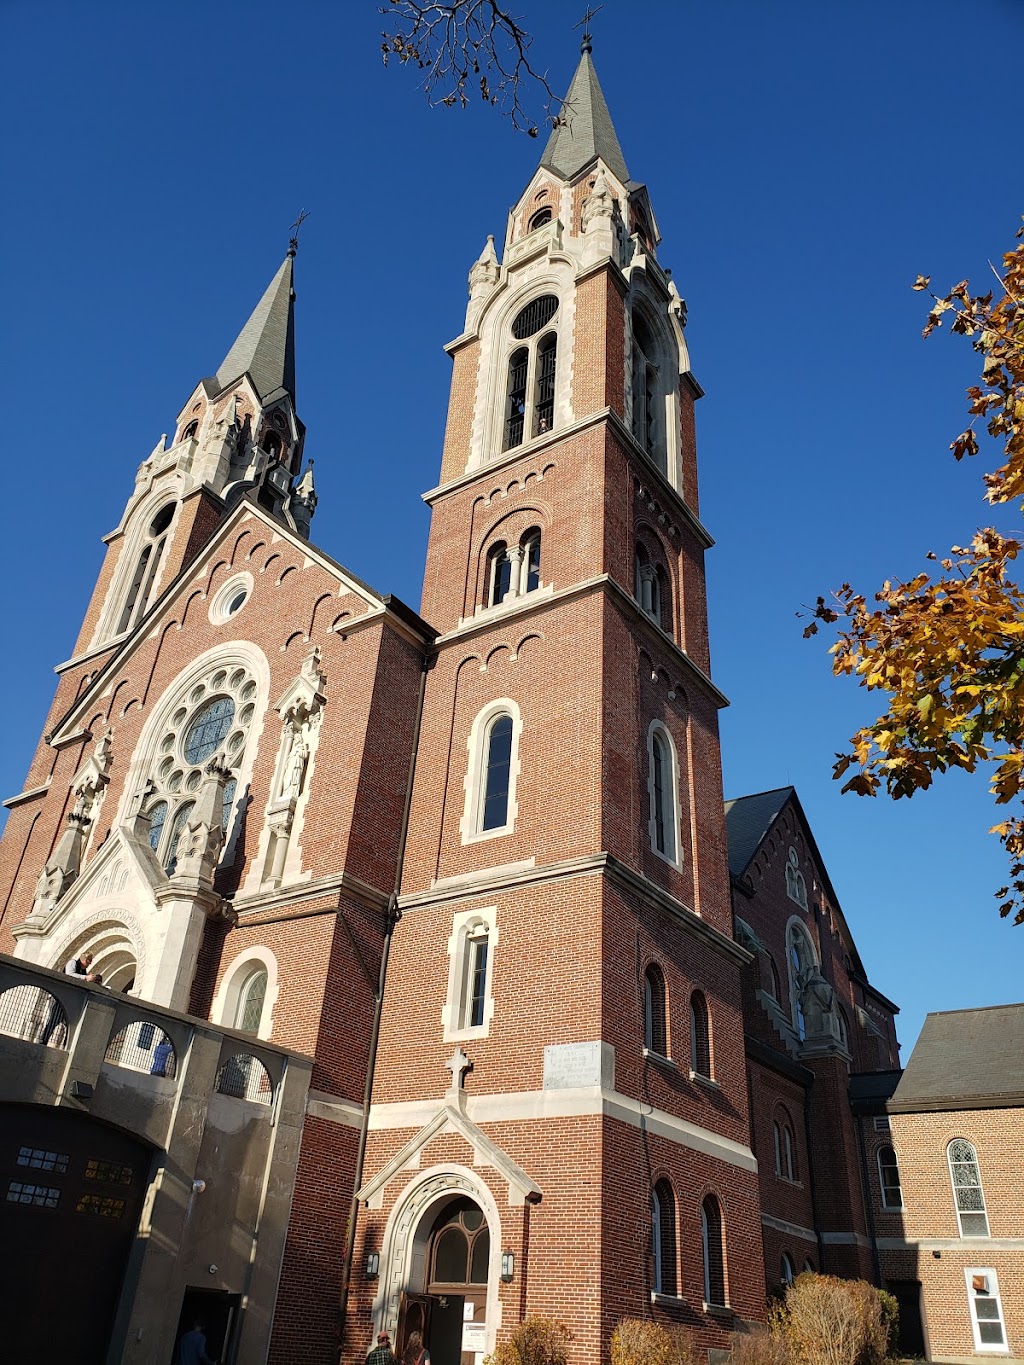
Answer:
[948,1139,989,1236]
[485,528,543,609]
[786,919,817,1042]
[647,721,681,866]
[213,949,278,1041]
[116,503,175,636]
[443,907,498,1040]
[877,1144,903,1210]
[503,295,560,450]
[460,700,523,843]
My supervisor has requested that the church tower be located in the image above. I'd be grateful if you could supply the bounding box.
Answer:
[350,41,766,1361]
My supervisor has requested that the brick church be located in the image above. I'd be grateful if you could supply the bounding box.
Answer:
[0,42,911,1365]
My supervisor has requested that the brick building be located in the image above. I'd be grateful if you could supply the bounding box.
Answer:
[879,1006,1024,1362]
[0,42,919,1365]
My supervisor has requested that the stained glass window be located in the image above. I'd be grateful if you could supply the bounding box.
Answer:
[183,696,235,765]
[948,1140,989,1236]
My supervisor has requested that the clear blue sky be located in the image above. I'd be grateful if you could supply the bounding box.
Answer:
[2,0,1021,1058]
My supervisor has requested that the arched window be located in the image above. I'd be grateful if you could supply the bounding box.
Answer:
[785,847,808,909]
[787,922,817,1041]
[767,955,782,1002]
[878,1144,903,1210]
[780,1253,795,1287]
[643,964,667,1056]
[652,1179,677,1295]
[690,991,711,1077]
[139,662,259,873]
[163,802,194,875]
[773,1111,796,1179]
[631,308,674,476]
[182,420,199,442]
[461,926,490,1029]
[485,529,543,608]
[461,701,522,842]
[235,967,268,1035]
[635,546,660,623]
[948,1139,989,1236]
[427,1199,490,1289]
[117,503,175,635]
[783,1125,796,1181]
[503,295,560,450]
[773,1121,782,1176]
[482,715,513,831]
[648,723,680,865]
[701,1195,726,1306]
[528,207,552,232]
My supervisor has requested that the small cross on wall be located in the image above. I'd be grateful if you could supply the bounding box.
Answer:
[446,1047,472,1093]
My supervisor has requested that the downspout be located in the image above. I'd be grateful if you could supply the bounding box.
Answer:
[854,1111,883,1286]
[337,654,431,1350]
[801,1082,827,1274]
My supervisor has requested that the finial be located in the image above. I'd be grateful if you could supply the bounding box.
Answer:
[574,3,603,53]
[287,208,310,258]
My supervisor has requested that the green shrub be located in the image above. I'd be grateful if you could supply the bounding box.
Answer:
[485,1316,572,1365]
[609,1318,696,1365]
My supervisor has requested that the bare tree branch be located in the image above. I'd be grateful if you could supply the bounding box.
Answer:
[380,1,564,135]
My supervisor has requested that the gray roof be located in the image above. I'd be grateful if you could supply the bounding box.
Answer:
[724,787,794,878]
[214,254,296,402]
[890,1004,1024,1112]
[540,50,629,184]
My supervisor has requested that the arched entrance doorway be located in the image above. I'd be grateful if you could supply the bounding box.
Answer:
[398,1196,491,1365]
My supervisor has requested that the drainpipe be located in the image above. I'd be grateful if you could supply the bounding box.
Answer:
[801,1083,826,1275]
[854,1111,883,1286]
[337,656,431,1354]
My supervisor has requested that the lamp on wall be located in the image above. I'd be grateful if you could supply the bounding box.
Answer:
[500,1251,514,1283]
[366,1253,380,1279]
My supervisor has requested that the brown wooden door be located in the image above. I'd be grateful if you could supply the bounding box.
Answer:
[397,1292,431,1359]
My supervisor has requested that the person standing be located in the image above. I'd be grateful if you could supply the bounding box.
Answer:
[366,1329,398,1364]
[402,1330,430,1365]
[175,1320,217,1365]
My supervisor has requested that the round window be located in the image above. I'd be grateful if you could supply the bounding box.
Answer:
[183,696,235,765]
[209,572,254,625]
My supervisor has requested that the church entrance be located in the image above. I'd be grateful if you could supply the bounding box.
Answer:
[0,1104,151,1365]
[397,1196,490,1365]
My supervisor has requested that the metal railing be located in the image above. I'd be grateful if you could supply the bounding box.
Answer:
[104,1021,177,1077]
[216,1053,273,1105]
[0,984,68,1049]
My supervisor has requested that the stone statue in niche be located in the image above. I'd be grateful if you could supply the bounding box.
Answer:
[798,966,836,1039]
[284,733,309,798]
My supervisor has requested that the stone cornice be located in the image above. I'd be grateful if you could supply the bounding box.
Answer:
[400,850,750,967]
[232,867,390,918]
[2,780,51,810]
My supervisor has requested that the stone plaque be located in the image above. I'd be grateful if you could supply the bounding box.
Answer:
[543,1040,613,1090]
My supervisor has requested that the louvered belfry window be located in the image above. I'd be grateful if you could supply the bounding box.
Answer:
[503,296,560,451]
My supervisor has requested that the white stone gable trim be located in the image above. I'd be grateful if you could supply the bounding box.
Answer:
[357,1102,542,1208]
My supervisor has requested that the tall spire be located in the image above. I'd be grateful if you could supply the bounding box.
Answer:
[215,254,296,403]
[539,45,629,184]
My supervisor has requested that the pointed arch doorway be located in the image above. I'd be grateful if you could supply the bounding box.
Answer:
[397,1195,491,1365]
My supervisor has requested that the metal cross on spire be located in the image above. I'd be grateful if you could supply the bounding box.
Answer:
[573,3,604,54]
[287,208,310,258]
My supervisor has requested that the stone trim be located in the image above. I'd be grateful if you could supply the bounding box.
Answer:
[367,1086,757,1173]
[306,1090,365,1128]
[877,1236,1024,1252]
[3,780,51,810]
[760,1213,818,1244]
[233,868,389,917]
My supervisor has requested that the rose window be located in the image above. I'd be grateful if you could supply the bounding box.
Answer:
[144,666,258,871]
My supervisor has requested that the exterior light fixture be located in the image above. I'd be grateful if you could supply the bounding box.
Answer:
[500,1251,514,1283]
[366,1252,380,1279]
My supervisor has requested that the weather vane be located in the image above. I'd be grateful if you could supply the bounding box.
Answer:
[573,3,604,53]
[287,209,311,258]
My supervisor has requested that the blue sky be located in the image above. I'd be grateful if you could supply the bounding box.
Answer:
[2,0,1021,1057]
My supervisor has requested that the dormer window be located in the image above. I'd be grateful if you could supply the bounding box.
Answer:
[181,420,199,442]
[503,296,560,451]
[528,207,552,232]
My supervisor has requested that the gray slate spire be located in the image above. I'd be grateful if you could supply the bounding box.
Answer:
[540,47,629,184]
[215,254,296,403]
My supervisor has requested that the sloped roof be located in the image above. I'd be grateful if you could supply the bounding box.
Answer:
[214,254,296,403]
[890,1004,1024,1111]
[724,787,794,878]
[540,49,629,184]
